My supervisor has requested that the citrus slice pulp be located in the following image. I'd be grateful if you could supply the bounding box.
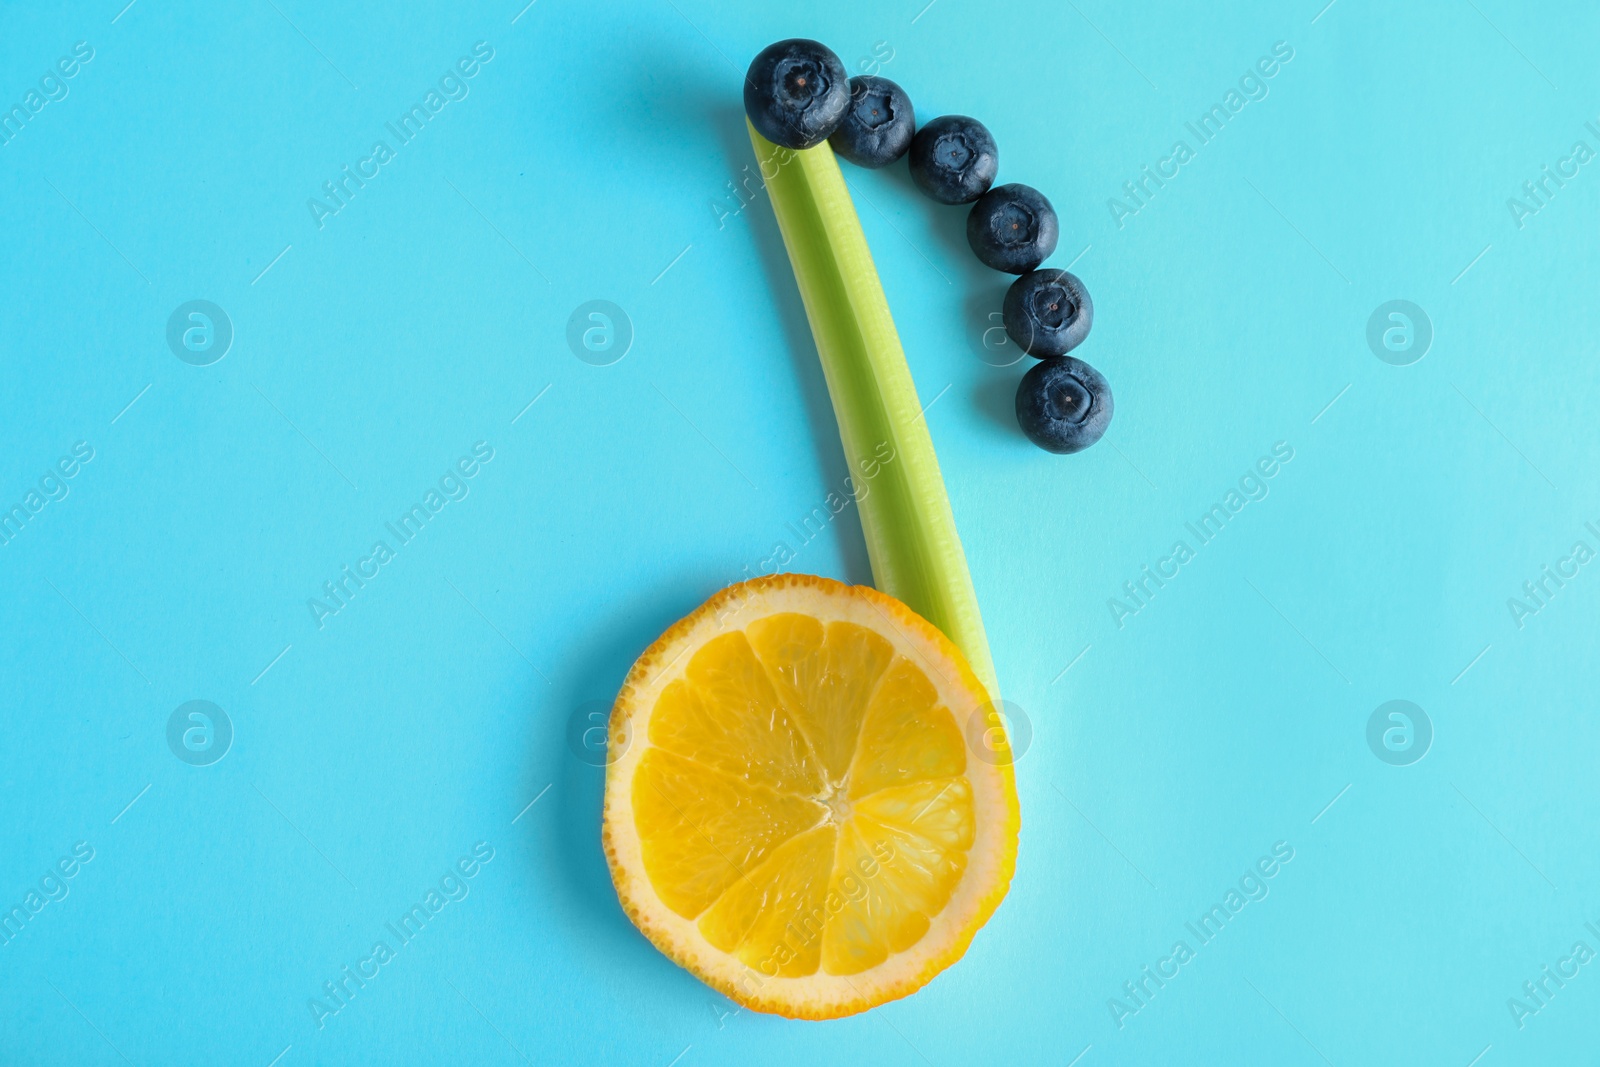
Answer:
[602,574,1019,1019]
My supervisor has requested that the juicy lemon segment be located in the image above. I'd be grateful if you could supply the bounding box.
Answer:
[848,657,968,797]
[821,778,975,975]
[631,748,824,919]
[604,575,1019,1019]
[746,614,895,783]
[697,824,837,976]
[662,632,823,795]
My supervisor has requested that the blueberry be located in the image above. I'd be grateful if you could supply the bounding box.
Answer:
[828,76,915,167]
[1016,357,1112,454]
[1003,269,1092,357]
[966,184,1058,273]
[744,39,849,150]
[908,115,998,204]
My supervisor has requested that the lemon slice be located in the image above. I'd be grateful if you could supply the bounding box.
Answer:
[603,574,1019,1019]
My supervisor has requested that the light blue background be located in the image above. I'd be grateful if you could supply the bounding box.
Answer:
[3,0,1598,1063]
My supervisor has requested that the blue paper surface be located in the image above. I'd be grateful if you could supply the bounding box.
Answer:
[2,1,1597,1063]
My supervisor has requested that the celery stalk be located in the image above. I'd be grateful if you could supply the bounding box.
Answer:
[747,120,999,701]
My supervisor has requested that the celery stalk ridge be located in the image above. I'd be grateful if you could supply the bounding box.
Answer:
[747,121,999,702]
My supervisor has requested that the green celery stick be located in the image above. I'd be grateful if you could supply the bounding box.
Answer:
[747,120,999,701]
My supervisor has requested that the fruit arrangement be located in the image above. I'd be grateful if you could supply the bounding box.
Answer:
[744,38,1110,454]
[604,37,1045,1020]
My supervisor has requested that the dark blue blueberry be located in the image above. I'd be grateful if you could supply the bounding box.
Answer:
[1003,269,1092,357]
[828,76,915,167]
[966,183,1058,273]
[1016,356,1112,454]
[743,39,849,150]
[908,115,997,204]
